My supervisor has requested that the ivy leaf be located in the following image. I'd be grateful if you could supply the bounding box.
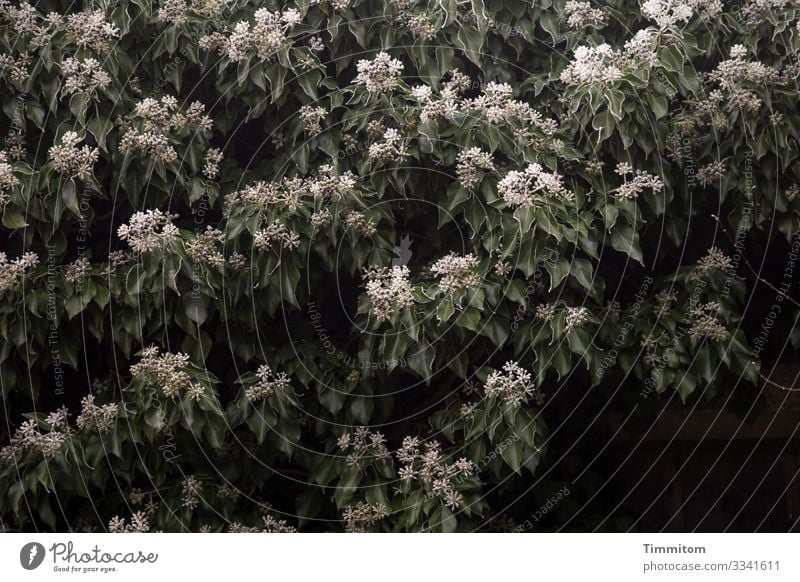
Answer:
[2,210,28,229]
[456,26,484,66]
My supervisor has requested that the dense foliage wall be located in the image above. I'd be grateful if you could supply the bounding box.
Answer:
[0,0,798,532]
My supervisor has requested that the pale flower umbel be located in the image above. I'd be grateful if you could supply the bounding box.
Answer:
[431,252,480,293]
[117,209,179,254]
[49,131,99,180]
[362,265,415,322]
[354,51,403,93]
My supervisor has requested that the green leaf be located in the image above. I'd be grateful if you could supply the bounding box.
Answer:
[456,26,484,66]
[592,109,615,141]
[87,116,113,150]
[605,89,625,121]
[61,181,81,217]
[646,93,668,119]
[2,210,28,229]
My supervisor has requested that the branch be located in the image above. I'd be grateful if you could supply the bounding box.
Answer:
[713,217,800,310]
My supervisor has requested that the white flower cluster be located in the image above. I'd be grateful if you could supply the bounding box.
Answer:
[60,57,111,96]
[108,512,150,533]
[534,303,557,321]
[396,437,475,510]
[400,13,436,40]
[181,475,203,509]
[456,147,494,188]
[0,3,62,48]
[226,512,297,533]
[299,105,327,135]
[65,10,120,52]
[612,162,664,200]
[0,408,72,464]
[655,289,678,316]
[343,210,377,237]
[484,361,537,407]
[130,345,205,400]
[76,394,118,434]
[498,163,573,207]
[49,131,99,180]
[0,150,19,205]
[412,69,470,123]
[0,52,31,83]
[354,51,404,93]
[565,1,608,28]
[65,257,91,283]
[466,82,560,138]
[158,0,228,24]
[261,512,298,533]
[203,147,223,179]
[337,426,391,467]
[224,168,356,214]
[5,130,26,162]
[227,251,248,271]
[740,0,794,24]
[641,0,722,29]
[342,502,388,533]
[431,252,480,293]
[692,247,733,280]
[363,265,415,322]
[245,364,291,402]
[200,8,302,62]
[253,221,301,251]
[696,160,727,186]
[121,96,213,164]
[565,306,591,332]
[311,208,332,231]
[707,48,778,112]
[688,302,729,342]
[0,251,38,295]
[560,30,657,86]
[186,226,224,267]
[117,209,179,253]
[309,165,358,199]
[368,128,409,162]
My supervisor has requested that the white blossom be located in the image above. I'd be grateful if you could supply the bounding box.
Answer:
[354,51,403,93]
[117,210,179,253]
